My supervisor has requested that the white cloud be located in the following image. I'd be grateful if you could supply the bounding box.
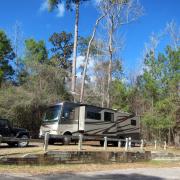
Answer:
[76,56,95,70]
[39,0,65,18]
[76,56,84,69]
[39,0,48,12]
[76,55,96,81]
[56,3,65,17]
[93,0,101,6]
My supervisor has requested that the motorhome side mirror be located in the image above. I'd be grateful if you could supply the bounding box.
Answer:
[64,112,69,119]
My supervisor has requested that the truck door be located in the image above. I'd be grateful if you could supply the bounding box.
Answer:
[0,119,12,137]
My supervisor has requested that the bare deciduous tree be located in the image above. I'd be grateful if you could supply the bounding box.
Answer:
[79,14,106,102]
[166,20,180,51]
[100,0,143,108]
[12,21,24,75]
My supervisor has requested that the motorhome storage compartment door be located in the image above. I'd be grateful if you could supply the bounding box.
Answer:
[79,106,85,131]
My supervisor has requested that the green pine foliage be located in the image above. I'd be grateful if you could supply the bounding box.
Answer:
[139,46,180,141]
[0,30,15,86]
[24,39,48,64]
[49,31,73,69]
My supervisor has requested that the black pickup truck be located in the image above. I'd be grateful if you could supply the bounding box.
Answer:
[0,118,30,147]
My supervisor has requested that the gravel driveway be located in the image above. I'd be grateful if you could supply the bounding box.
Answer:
[0,167,180,180]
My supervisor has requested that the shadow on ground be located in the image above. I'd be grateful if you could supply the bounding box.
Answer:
[0,144,38,148]
[1,173,164,180]
[40,173,165,180]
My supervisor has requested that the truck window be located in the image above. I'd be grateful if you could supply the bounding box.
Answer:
[104,112,114,122]
[86,111,101,120]
[131,119,136,126]
[0,119,8,128]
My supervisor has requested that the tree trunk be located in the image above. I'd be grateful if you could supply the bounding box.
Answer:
[107,17,114,108]
[171,127,175,145]
[168,127,171,145]
[102,77,106,107]
[151,96,154,113]
[71,2,79,95]
[107,59,112,108]
[80,15,105,103]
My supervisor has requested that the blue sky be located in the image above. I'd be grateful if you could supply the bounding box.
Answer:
[0,0,180,75]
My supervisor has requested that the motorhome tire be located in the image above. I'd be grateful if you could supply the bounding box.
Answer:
[100,140,104,147]
[113,141,118,147]
[118,137,125,147]
[63,135,71,145]
[120,141,125,147]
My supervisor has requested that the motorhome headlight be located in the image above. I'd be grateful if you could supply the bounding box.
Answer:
[50,130,58,135]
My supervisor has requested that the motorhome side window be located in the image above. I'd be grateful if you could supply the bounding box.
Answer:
[62,106,75,121]
[131,119,136,126]
[104,112,114,122]
[86,111,101,120]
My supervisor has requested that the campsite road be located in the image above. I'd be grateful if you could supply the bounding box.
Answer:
[0,167,180,180]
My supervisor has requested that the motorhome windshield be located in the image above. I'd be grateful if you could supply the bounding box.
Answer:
[43,105,61,122]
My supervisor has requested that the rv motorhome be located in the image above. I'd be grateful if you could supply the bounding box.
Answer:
[39,101,140,145]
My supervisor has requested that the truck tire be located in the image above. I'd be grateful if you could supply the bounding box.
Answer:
[7,142,17,147]
[48,139,55,145]
[17,135,29,147]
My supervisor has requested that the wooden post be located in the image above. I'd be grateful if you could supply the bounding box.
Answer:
[78,134,83,151]
[118,140,121,148]
[164,141,167,150]
[125,138,128,151]
[140,139,143,150]
[128,137,131,149]
[154,140,157,150]
[104,137,107,150]
[44,132,49,152]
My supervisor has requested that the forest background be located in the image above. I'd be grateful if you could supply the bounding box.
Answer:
[0,0,179,144]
